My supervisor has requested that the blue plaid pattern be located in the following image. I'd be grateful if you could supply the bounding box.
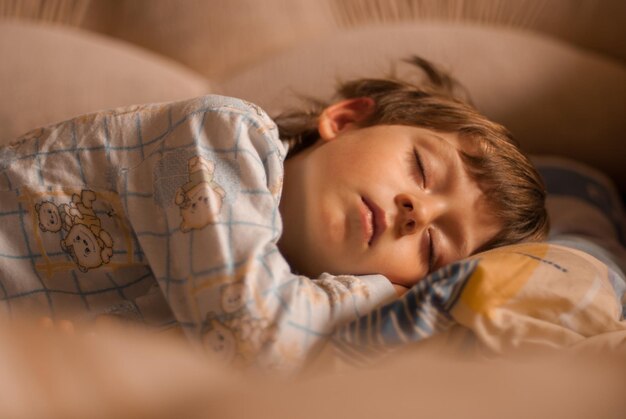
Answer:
[332,259,477,363]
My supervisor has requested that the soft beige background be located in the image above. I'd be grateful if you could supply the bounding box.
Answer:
[2,0,625,79]
[81,0,626,80]
[0,320,624,419]
[1,0,625,195]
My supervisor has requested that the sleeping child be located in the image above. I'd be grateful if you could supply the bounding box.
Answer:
[0,57,548,369]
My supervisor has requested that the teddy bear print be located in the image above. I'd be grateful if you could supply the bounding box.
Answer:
[220,282,247,314]
[35,201,66,233]
[203,316,237,364]
[175,155,225,232]
[228,315,277,351]
[60,189,114,272]
[218,282,277,351]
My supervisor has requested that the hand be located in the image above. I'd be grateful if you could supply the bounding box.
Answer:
[392,283,410,297]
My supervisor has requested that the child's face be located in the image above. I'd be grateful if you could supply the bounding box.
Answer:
[278,99,501,288]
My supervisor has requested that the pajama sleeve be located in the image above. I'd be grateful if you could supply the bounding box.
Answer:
[120,95,396,370]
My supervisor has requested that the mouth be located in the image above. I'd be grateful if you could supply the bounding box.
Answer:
[361,197,386,246]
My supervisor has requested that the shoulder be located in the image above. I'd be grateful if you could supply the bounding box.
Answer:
[182,95,275,129]
[186,95,286,158]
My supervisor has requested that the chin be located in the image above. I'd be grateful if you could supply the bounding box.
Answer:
[294,256,340,278]
[290,261,321,278]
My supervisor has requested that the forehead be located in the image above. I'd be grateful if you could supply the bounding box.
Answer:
[410,126,485,156]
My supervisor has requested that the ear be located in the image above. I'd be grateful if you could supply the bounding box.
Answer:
[318,97,375,141]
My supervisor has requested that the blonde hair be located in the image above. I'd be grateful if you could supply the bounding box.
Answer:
[274,56,549,249]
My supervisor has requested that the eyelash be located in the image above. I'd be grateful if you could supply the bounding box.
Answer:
[412,149,427,188]
[427,228,436,272]
[411,148,436,272]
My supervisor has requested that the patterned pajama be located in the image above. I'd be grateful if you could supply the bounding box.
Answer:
[0,95,395,369]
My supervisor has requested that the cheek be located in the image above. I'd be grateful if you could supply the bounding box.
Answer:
[327,151,378,178]
[372,240,425,283]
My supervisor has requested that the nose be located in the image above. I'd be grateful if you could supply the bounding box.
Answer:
[394,193,443,236]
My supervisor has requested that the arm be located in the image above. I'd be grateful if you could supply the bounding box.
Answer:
[120,96,398,369]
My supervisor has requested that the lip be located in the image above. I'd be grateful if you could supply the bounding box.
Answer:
[361,197,387,245]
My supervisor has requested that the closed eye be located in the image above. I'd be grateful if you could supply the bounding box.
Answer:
[427,228,436,272]
[412,148,427,189]
[411,148,436,272]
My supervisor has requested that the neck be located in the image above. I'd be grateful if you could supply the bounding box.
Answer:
[277,147,315,273]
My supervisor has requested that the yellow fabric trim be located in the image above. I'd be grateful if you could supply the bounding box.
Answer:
[459,243,549,316]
